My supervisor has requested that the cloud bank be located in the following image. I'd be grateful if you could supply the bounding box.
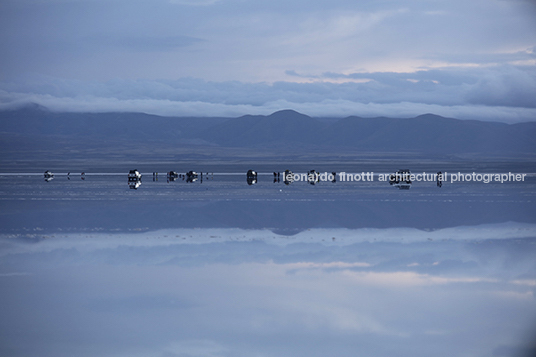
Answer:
[1,63,536,122]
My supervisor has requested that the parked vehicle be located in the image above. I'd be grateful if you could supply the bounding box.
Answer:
[389,169,412,189]
[246,170,258,185]
[128,170,142,189]
[167,171,179,181]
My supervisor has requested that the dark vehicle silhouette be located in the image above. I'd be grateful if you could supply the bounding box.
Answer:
[186,171,199,183]
[128,169,142,189]
[167,171,179,182]
[247,170,258,185]
[389,169,412,190]
[283,170,294,185]
[308,170,319,185]
[44,170,54,181]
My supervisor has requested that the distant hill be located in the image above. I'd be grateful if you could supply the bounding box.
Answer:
[200,110,535,155]
[1,105,535,157]
[317,114,535,154]
[0,104,227,143]
[201,109,325,146]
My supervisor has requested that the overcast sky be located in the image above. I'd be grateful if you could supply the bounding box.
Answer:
[1,0,535,121]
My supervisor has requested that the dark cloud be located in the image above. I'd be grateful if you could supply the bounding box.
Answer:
[465,65,536,108]
[284,64,536,109]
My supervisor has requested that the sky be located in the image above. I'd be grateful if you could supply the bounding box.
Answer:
[0,0,536,121]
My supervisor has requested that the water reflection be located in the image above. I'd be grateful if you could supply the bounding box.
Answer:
[43,170,54,182]
[166,171,178,182]
[186,171,199,183]
[1,226,535,357]
[34,170,463,188]
[389,169,412,190]
[127,169,142,189]
[284,169,293,185]
[246,169,258,185]
[437,171,443,188]
[1,172,534,233]
[308,170,319,185]
[128,180,141,189]
[0,162,535,357]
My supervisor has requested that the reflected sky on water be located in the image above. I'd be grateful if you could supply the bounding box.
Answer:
[1,164,535,357]
[1,167,535,233]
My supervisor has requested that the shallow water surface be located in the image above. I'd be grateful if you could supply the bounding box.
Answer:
[0,162,535,357]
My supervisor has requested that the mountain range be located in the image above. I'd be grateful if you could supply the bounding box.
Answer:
[1,104,535,157]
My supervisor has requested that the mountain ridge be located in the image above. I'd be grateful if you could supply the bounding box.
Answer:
[1,105,535,156]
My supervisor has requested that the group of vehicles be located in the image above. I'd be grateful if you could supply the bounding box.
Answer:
[166,171,200,183]
[43,169,444,190]
[43,171,85,182]
[129,170,202,189]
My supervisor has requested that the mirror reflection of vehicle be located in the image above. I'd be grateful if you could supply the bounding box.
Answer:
[246,170,258,185]
[167,171,179,182]
[283,170,293,185]
[308,170,319,185]
[128,181,142,189]
[44,170,54,181]
[128,169,142,189]
[273,172,281,183]
[389,169,412,190]
[186,171,198,183]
